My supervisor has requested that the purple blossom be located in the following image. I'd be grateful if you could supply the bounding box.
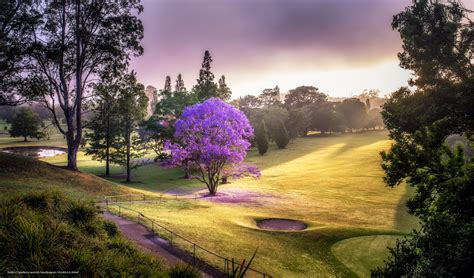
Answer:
[163,98,260,195]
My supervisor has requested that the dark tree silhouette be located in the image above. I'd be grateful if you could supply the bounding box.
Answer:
[374,1,474,276]
[193,50,218,101]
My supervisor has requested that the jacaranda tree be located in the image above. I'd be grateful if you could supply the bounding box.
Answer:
[164,98,260,195]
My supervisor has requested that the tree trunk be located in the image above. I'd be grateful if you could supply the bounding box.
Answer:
[66,141,78,170]
[105,117,110,176]
[23,136,27,142]
[105,145,110,176]
[184,166,190,179]
[65,0,82,171]
[125,122,131,183]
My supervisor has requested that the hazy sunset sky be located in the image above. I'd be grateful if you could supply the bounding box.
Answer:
[130,0,415,98]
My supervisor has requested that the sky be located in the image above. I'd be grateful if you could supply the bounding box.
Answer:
[130,0,415,98]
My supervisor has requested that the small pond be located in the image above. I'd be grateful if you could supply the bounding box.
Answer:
[1,146,66,158]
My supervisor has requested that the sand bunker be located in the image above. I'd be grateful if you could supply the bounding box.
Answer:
[256,218,307,231]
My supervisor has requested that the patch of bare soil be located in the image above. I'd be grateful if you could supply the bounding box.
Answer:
[256,218,307,231]
[198,188,275,206]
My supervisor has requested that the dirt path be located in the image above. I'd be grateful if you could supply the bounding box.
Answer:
[102,212,224,277]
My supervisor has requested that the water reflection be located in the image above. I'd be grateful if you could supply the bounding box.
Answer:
[2,147,66,158]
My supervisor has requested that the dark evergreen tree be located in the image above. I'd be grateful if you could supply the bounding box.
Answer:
[175,74,186,92]
[217,75,232,101]
[9,107,41,141]
[193,50,218,101]
[85,74,121,176]
[112,72,148,183]
[274,120,290,149]
[255,120,269,155]
[160,75,172,98]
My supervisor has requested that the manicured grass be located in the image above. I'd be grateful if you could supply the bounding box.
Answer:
[0,120,10,136]
[1,130,419,276]
[106,131,418,277]
[331,235,401,277]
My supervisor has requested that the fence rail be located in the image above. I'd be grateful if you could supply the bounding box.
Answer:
[104,195,272,278]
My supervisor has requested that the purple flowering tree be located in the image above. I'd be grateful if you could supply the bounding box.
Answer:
[164,98,260,195]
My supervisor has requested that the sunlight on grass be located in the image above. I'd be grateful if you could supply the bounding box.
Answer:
[1,130,418,276]
[331,235,400,277]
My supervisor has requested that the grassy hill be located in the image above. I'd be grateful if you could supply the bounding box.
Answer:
[0,152,141,200]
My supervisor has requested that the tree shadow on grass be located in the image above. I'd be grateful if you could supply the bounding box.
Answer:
[392,184,419,232]
[104,130,391,195]
[247,130,389,172]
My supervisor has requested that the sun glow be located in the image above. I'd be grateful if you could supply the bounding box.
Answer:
[226,60,412,98]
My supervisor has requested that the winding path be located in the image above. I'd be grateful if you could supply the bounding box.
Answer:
[102,212,224,277]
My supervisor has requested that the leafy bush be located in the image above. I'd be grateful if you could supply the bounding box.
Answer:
[0,191,168,276]
[169,263,202,278]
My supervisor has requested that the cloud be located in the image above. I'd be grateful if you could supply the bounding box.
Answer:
[131,0,413,97]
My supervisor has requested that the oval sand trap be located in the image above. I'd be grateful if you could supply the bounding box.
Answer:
[257,218,307,231]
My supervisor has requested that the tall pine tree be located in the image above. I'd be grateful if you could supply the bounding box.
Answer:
[193,50,218,101]
[112,72,148,183]
[175,74,186,92]
[217,75,232,101]
[160,75,172,98]
[85,74,121,176]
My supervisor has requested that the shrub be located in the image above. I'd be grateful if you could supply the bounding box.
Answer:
[274,120,290,149]
[169,263,202,278]
[103,220,119,237]
[255,120,269,155]
[0,191,168,276]
[66,201,97,224]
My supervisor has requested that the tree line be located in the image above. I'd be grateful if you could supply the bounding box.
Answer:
[233,85,384,155]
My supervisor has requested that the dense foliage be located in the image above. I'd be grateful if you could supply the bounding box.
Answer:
[373,0,473,276]
[164,98,260,195]
[9,107,42,141]
[0,191,167,276]
[86,72,148,182]
[85,74,121,176]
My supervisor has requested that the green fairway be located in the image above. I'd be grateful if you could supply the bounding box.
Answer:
[331,235,401,277]
[99,131,418,277]
[0,130,418,276]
